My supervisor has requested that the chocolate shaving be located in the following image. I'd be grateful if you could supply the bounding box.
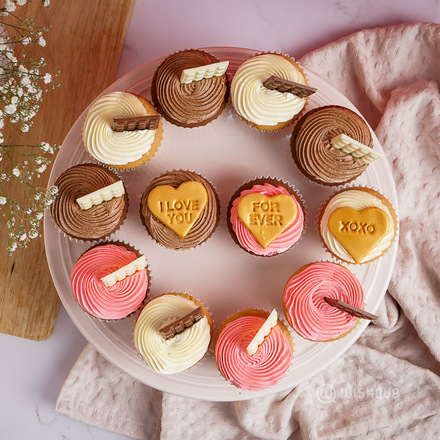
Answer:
[159,306,204,340]
[112,115,160,132]
[324,297,378,321]
[263,75,317,98]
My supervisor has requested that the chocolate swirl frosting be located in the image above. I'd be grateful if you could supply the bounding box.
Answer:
[140,170,220,250]
[50,164,128,240]
[291,105,373,186]
[151,49,228,127]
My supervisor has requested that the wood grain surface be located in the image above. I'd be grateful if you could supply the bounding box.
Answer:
[0,0,135,341]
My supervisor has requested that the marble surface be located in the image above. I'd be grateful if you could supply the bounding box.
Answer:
[1,0,439,438]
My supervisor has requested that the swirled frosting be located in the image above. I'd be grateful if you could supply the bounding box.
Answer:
[215,313,292,390]
[134,293,212,374]
[50,164,128,240]
[291,106,373,185]
[140,170,219,250]
[70,243,148,320]
[230,53,307,127]
[283,262,363,341]
[320,188,396,264]
[152,49,228,127]
[83,91,158,166]
[230,182,304,256]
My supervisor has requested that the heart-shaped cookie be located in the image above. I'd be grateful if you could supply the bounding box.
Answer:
[328,207,390,263]
[237,193,297,248]
[147,181,208,238]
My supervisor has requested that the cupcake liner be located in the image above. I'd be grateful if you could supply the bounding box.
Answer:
[230,51,311,133]
[226,176,307,258]
[317,185,398,265]
[132,291,213,374]
[50,162,130,242]
[139,169,221,251]
[151,48,229,129]
[71,240,151,322]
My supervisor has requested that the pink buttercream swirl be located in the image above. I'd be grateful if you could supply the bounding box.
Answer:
[215,315,292,390]
[283,262,363,341]
[230,183,304,256]
[70,244,148,320]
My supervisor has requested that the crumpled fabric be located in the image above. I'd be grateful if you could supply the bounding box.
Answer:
[56,22,440,440]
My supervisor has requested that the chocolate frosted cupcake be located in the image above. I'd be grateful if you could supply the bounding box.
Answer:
[291,105,377,186]
[230,52,313,131]
[227,178,305,257]
[151,49,229,127]
[50,163,128,241]
[139,170,220,250]
[83,91,163,170]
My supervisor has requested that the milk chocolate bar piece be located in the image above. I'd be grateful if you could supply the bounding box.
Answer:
[263,75,317,98]
[324,297,378,320]
[159,306,204,340]
[112,115,160,132]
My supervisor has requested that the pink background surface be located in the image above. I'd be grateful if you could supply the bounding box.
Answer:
[1,1,439,438]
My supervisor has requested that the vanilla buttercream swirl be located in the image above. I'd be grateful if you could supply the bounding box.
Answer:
[320,189,396,263]
[140,170,219,250]
[215,315,292,390]
[70,244,148,320]
[134,294,211,374]
[283,262,363,341]
[230,183,304,256]
[152,49,228,126]
[230,54,306,126]
[50,164,128,240]
[83,91,156,165]
[291,106,373,185]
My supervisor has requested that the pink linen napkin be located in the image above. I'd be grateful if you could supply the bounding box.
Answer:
[56,22,440,440]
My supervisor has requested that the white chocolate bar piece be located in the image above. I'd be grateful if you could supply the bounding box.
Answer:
[76,181,125,210]
[101,255,147,287]
[180,61,229,84]
[246,309,278,356]
[330,133,382,164]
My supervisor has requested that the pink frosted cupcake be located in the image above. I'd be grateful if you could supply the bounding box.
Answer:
[70,242,149,320]
[227,178,305,257]
[282,262,364,341]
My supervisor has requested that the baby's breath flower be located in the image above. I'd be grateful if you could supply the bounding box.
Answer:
[12,168,20,177]
[37,36,46,47]
[0,196,7,205]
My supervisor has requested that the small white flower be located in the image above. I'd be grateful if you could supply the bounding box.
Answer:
[8,242,17,253]
[29,229,38,239]
[19,233,27,241]
[22,37,31,45]
[36,164,47,173]
[21,124,30,133]
[21,76,31,87]
[43,73,52,84]
[11,96,18,104]
[12,168,20,177]
[0,196,7,205]
[43,0,50,7]
[5,1,16,13]
[5,104,17,114]
[17,0,28,5]
[38,36,46,47]
[40,142,50,152]
[35,212,43,220]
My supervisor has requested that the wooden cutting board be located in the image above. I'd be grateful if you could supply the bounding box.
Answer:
[0,0,135,341]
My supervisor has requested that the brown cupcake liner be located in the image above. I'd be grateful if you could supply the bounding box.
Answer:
[226,176,307,258]
[317,185,399,265]
[150,48,229,129]
[139,169,221,251]
[71,239,151,322]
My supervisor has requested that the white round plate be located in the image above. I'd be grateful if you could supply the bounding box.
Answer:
[44,47,398,401]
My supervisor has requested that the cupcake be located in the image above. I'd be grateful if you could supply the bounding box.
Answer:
[214,309,293,390]
[230,52,313,131]
[291,105,378,186]
[134,292,213,374]
[83,91,163,170]
[70,242,149,320]
[319,187,398,264]
[151,49,229,127]
[228,178,305,257]
[282,262,364,341]
[50,163,128,241]
[140,170,220,250]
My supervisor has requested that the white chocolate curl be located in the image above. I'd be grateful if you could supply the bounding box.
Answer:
[76,181,125,210]
[246,309,278,355]
[331,133,382,164]
[180,61,229,84]
[101,255,147,287]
